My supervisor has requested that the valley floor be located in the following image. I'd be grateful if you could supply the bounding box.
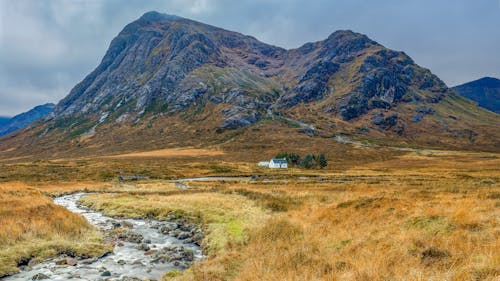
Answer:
[0,148,499,280]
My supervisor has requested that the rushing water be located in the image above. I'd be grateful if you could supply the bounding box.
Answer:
[4,193,203,281]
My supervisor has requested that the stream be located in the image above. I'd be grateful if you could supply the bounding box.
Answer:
[3,193,203,281]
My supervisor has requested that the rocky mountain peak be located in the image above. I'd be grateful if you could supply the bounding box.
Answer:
[139,11,181,22]
[22,12,497,153]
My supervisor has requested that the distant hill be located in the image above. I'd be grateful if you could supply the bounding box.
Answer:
[0,117,10,127]
[452,77,500,113]
[0,103,55,137]
[0,11,498,158]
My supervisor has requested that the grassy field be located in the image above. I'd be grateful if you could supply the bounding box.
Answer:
[0,147,498,280]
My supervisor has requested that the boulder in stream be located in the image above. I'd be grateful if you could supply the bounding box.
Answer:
[31,273,50,280]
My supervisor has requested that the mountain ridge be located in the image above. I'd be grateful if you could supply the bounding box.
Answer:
[0,11,498,158]
[0,103,55,137]
[452,77,500,113]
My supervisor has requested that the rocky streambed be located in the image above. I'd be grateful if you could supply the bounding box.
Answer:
[4,193,203,281]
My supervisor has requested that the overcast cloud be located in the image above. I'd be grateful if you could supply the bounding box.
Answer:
[1,0,499,116]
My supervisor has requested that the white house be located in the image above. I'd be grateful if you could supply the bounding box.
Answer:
[269,158,288,169]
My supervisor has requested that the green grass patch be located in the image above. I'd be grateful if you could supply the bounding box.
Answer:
[405,216,455,235]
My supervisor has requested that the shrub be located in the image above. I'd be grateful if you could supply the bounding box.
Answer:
[300,154,316,169]
[319,153,328,168]
[275,152,327,169]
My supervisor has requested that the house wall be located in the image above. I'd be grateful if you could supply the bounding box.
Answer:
[269,161,287,168]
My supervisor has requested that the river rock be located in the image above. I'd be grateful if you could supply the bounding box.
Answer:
[120,277,142,281]
[121,221,134,228]
[137,243,150,251]
[177,232,190,240]
[183,250,195,261]
[144,250,157,256]
[101,270,111,277]
[31,273,49,280]
[55,257,76,266]
[132,260,144,265]
[66,257,77,266]
[80,257,97,264]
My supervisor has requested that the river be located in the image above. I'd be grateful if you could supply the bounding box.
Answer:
[3,193,203,281]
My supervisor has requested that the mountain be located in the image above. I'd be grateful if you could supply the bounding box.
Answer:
[452,77,500,113]
[0,117,10,127]
[0,11,498,157]
[0,103,55,137]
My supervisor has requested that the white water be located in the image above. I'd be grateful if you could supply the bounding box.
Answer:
[3,193,202,281]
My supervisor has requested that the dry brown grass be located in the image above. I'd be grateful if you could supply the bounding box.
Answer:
[0,182,109,277]
[169,178,498,281]
[0,148,498,280]
[104,147,225,158]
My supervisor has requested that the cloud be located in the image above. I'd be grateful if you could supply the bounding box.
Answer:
[0,0,499,115]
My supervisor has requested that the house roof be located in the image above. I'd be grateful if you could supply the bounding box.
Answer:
[271,158,287,164]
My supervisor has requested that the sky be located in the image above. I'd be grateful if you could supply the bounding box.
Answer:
[0,0,499,116]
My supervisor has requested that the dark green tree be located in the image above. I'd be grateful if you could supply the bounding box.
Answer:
[275,152,288,159]
[300,154,315,169]
[319,154,328,168]
[288,153,300,165]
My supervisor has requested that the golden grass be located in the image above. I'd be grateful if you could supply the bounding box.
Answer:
[104,147,225,158]
[0,148,498,280]
[166,175,499,281]
[0,182,109,277]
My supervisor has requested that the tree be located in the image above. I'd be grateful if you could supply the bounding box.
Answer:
[288,153,300,165]
[300,154,315,169]
[319,154,328,169]
[275,152,288,159]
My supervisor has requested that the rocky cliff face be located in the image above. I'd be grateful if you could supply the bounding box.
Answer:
[46,11,453,130]
[0,103,55,137]
[1,11,498,155]
[452,77,500,113]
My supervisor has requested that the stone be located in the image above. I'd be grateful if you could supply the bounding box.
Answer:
[121,221,134,228]
[101,270,112,277]
[137,243,150,251]
[183,250,195,261]
[144,250,157,256]
[65,257,77,266]
[81,257,97,264]
[31,273,50,280]
[132,260,144,265]
[177,232,190,240]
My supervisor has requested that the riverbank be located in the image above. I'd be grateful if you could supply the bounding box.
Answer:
[3,193,203,280]
[0,184,109,278]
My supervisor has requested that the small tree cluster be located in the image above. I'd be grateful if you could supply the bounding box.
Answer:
[275,152,328,169]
